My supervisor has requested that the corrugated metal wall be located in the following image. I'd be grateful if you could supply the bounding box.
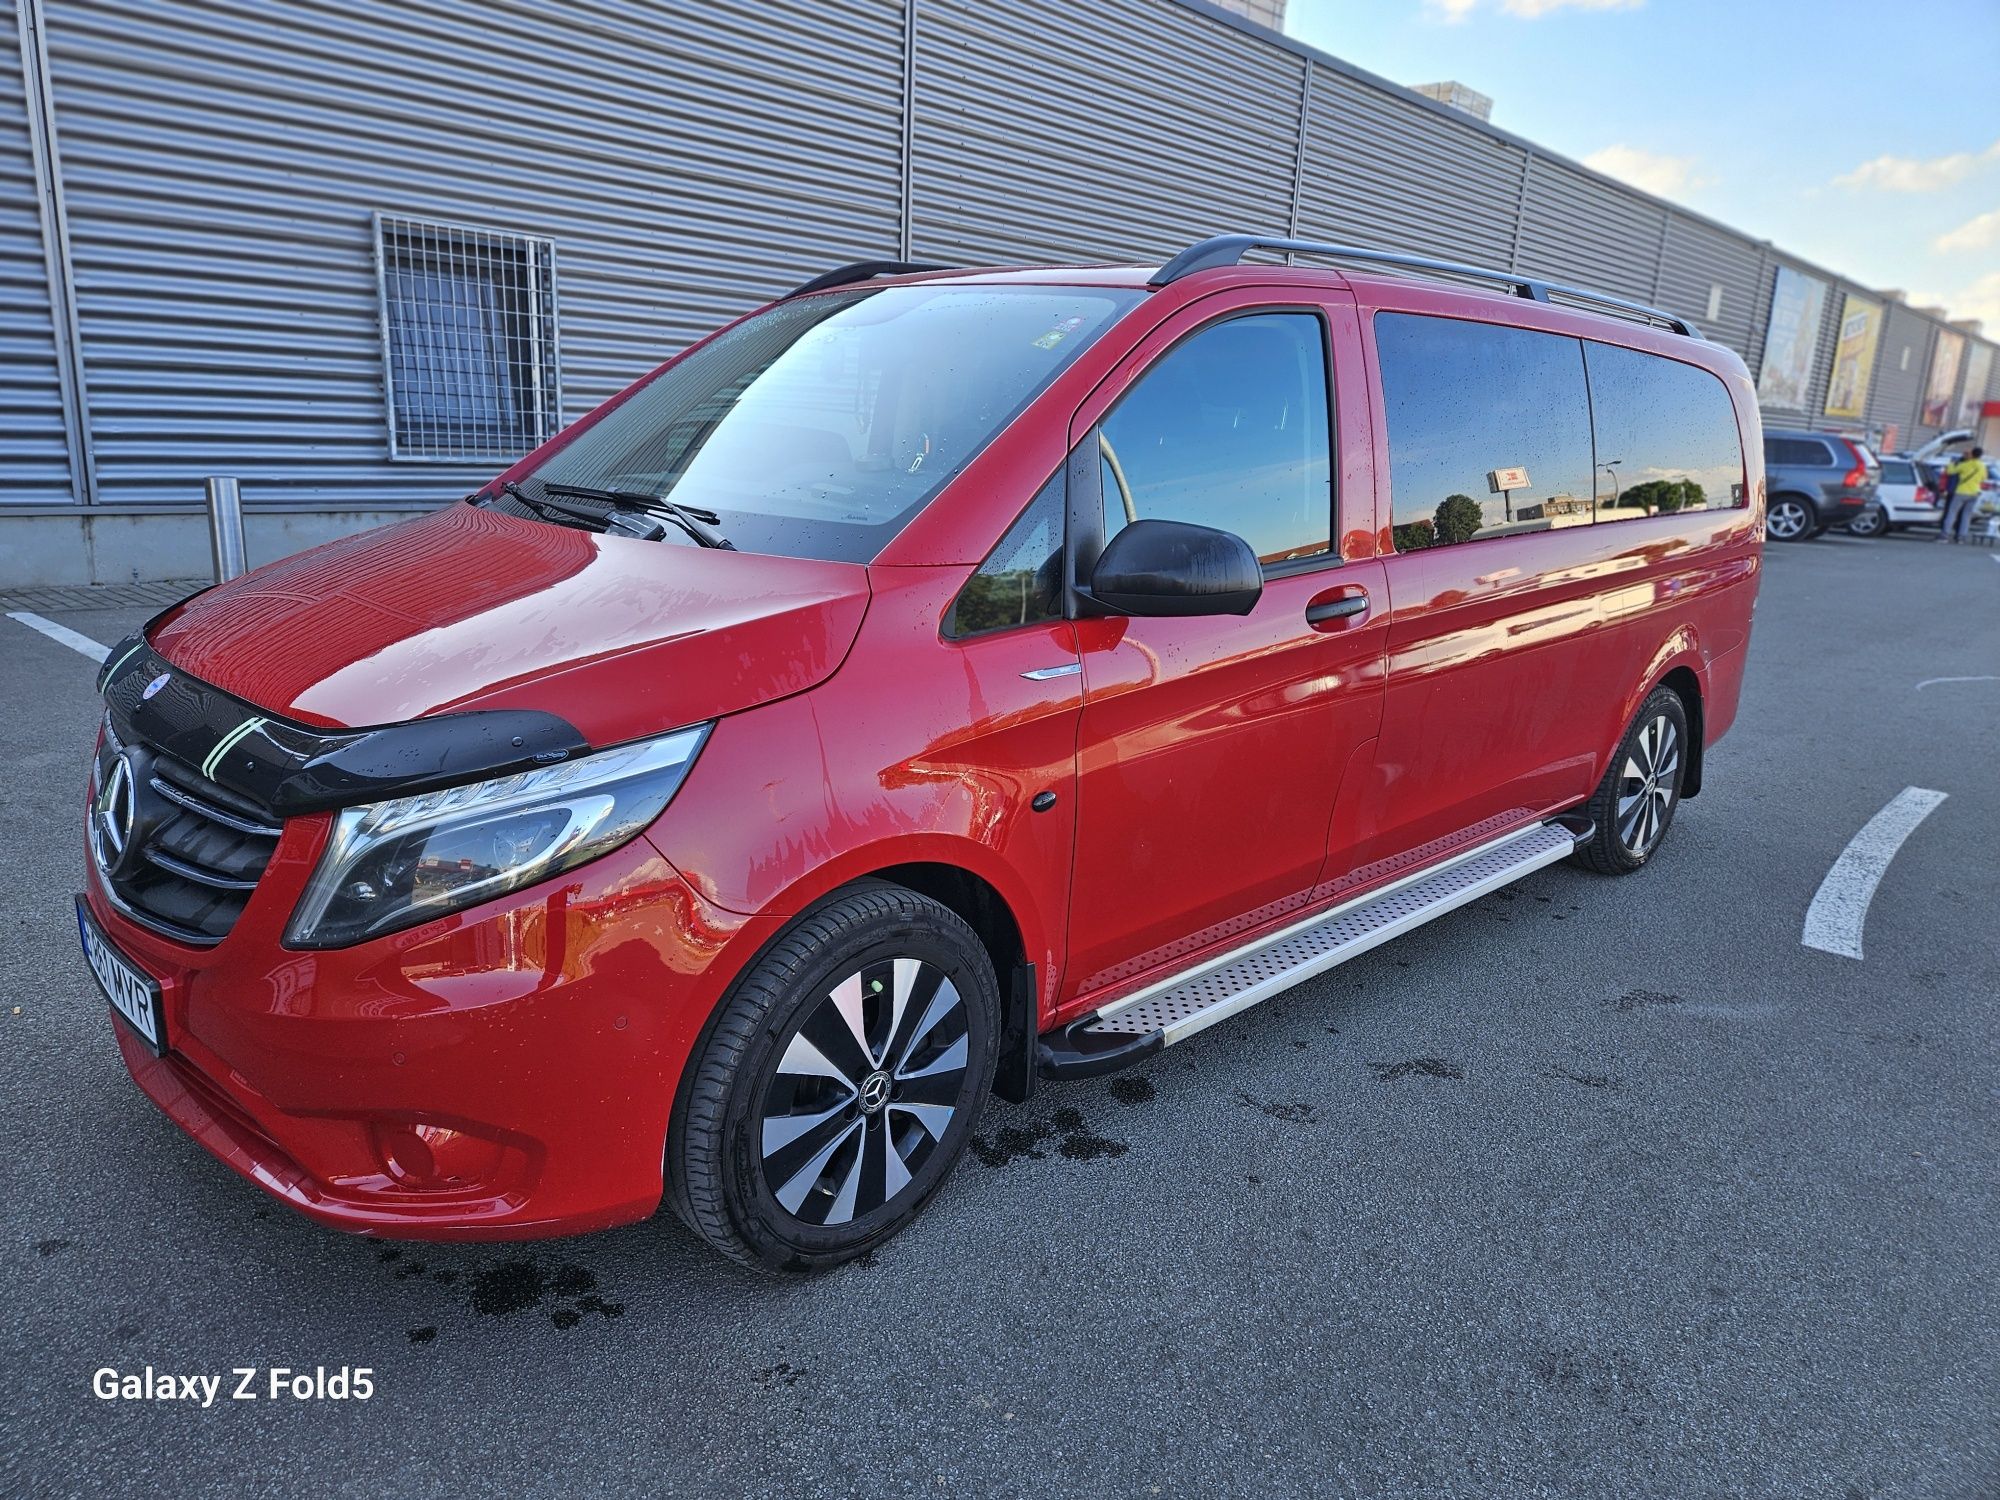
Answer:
[1656,213,1761,359]
[1516,155,1666,305]
[909,0,1301,265]
[35,0,902,507]
[1297,62,1522,267]
[0,19,72,502]
[7,0,1998,519]
[1868,303,1929,442]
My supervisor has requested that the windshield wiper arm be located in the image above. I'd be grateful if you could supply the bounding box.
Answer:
[542,481,734,549]
[496,479,612,531]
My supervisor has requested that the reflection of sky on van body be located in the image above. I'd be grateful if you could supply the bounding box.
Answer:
[1375,313,1595,534]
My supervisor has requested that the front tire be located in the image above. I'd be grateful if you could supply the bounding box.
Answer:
[668,882,999,1272]
[1766,496,1814,542]
[1573,687,1689,875]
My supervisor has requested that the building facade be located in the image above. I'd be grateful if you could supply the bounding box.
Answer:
[6,0,1998,585]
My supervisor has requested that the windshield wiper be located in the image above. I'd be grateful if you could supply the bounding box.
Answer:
[495,480,616,530]
[542,481,734,549]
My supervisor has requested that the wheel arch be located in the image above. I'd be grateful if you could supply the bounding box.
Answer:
[1609,634,1708,800]
[1656,664,1705,798]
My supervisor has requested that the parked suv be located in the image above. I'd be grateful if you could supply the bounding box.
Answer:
[78,235,1763,1270]
[1762,427,1879,541]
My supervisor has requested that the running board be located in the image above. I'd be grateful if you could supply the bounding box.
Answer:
[1037,816,1591,1079]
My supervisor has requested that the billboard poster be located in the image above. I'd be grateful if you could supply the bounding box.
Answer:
[1921,331,1964,428]
[1756,267,1828,410]
[1958,343,1993,430]
[1822,294,1883,420]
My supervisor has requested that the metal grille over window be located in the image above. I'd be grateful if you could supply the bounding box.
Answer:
[374,215,560,461]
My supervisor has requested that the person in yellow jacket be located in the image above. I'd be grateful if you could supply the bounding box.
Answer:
[1939,447,1987,544]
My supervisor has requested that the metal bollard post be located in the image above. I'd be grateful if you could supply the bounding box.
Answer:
[205,476,248,582]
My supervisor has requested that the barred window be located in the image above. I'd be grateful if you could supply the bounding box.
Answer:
[374,215,561,461]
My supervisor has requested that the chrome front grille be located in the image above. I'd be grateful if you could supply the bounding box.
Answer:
[91,720,282,945]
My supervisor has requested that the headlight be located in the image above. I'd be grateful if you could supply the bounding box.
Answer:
[286,725,709,948]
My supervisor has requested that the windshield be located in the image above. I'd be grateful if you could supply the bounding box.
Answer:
[511,283,1141,562]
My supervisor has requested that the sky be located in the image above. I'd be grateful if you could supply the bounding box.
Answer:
[1282,0,2000,328]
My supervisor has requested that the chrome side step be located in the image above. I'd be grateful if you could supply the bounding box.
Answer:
[1038,817,1589,1079]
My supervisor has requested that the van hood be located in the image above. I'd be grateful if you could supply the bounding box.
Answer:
[147,504,872,745]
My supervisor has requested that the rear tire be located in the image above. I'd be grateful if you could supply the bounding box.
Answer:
[1845,504,1887,538]
[1766,496,1814,542]
[1573,687,1689,875]
[668,882,999,1273]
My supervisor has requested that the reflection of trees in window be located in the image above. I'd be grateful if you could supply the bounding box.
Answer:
[1612,478,1706,515]
[944,475,1064,639]
[946,554,1061,636]
[1392,518,1437,551]
[1433,494,1482,545]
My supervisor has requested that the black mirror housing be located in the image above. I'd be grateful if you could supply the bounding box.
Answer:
[1084,519,1263,618]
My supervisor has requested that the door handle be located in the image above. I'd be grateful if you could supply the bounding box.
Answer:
[1305,590,1370,628]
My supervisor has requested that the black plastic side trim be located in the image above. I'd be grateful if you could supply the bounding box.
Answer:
[993,962,1040,1105]
[783,260,950,299]
[1035,1020,1164,1081]
[101,641,592,817]
[1551,812,1596,844]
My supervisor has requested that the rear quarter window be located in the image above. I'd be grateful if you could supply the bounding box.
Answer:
[1373,312,1594,549]
[1766,437,1833,467]
[1584,342,1747,519]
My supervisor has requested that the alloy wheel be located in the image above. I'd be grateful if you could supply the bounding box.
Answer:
[759,957,969,1227]
[1616,713,1680,857]
[1767,500,1809,540]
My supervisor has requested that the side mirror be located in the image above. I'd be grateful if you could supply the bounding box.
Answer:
[1082,518,1263,618]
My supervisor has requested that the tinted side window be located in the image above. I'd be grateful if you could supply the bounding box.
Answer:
[1098,313,1332,567]
[1766,438,1832,467]
[1880,459,1914,484]
[943,473,1064,639]
[1374,313,1594,549]
[1586,342,1747,518]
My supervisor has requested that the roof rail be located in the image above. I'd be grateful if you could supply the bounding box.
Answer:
[784,259,950,299]
[1150,234,1701,338]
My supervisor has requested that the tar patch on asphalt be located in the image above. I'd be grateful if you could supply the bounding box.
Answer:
[1235,1090,1319,1123]
[1369,1058,1464,1082]
[1107,1074,1155,1105]
[1607,988,1683,1013]
[376,1245,625,1342]
[969,1106,1128,1167]
[1546,1064,1618,1089]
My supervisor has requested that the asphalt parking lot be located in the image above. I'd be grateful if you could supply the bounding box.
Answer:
[4,531,1996,1500]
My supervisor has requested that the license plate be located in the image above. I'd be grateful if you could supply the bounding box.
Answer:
[76,896,166,1055]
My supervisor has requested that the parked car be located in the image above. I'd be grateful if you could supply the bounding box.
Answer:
[1762,427,1879,541]
[78,234,1763,1271]
[1844,453,1939,536]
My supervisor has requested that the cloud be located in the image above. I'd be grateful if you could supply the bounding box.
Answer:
[1912,273,2000,329]
[1834,140,2000,193]
[1502,0,1642,13]
[1582,144,1712,199]
[1936,207,2000,254]
[1944,272,2000,329]
[1424,0,1637,19]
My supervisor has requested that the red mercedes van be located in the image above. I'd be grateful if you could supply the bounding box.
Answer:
[78,235,1761,1270]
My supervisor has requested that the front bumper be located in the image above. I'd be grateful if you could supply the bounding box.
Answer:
[83,830,769,1240]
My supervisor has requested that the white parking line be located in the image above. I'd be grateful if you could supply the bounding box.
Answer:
[1914,675,2000,690]
[1802,788,1948,960]
[5,610,109,664]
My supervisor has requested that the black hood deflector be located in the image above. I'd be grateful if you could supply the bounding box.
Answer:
[99,633,590,818]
